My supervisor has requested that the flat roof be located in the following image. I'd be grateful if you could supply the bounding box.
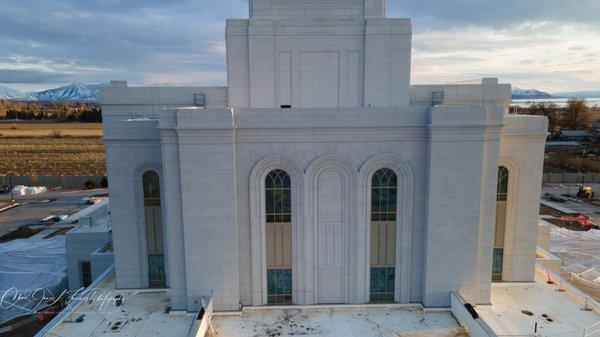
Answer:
[40,271,194,337]
[477,269,600,336]
[208,305,466,337]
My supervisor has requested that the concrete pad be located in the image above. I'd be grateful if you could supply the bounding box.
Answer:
[477,270,600,336]
[208,305,467,337]
[43,272,194,337]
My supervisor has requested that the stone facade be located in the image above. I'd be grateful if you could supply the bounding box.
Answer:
[101,0,547,311]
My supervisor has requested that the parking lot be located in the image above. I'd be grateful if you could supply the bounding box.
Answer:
[0,188,108,237]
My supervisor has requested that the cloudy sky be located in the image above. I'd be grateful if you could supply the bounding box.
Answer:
[1,0,599,93]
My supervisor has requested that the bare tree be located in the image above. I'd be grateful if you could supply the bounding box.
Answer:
[528,102,560,132]
[561,98,591,130]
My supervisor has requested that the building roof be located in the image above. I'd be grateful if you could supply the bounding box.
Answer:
[477,269,600,336]
[546,141,581,147]
[560,130,593,137]
[208,305,466,337]
[38,270,195,337]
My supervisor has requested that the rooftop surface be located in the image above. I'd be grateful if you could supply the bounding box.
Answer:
[41,266,600,337]
[477,269,600,336]
[41,272,194,337]
[208,305,467,337]
[0,189,107,237]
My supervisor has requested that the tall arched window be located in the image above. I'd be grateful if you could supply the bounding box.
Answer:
[493,166,509,281]
[143,171,165,288]
[265,169,292,304]
[370,168,397,302]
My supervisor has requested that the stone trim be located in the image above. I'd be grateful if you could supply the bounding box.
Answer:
[497,157,519,282]
[249,156,304,305]
[305,155,358,304]
[358,154,414,303]
[133,163,168,289]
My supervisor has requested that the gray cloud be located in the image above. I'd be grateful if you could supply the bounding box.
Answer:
[387,0,600,30]
[0,69,69,83]
[0,0,598,92]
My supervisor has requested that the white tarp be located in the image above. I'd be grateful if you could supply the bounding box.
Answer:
[11,185,48,196]
[550,227,600,289]
[0,236,67,324]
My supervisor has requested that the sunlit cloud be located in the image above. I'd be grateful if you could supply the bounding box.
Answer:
[0,0,598,93]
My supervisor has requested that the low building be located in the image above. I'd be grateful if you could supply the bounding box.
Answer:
[552,130,596,142]
[65,199,113,290]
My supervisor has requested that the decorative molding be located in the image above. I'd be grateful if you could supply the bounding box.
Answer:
[358,154,414,303]
[429,106,505,126]
[304,155,358,304]
[176,108,234,129]
[233,107,428,129]
[498,157,520,282]
[249,156,304,305]
[132,163,167,289]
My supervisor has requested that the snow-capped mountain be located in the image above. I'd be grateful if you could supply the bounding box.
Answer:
[511,88,554,100]
[0,85,32,100]
[29,83,100,102]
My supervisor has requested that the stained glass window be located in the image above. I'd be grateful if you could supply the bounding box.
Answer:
[266,169,292,304]
[493,166,509,282]
[265,169,291,223]
[371,168,397,221]
[143,170,165,288]
[370,168,397,302]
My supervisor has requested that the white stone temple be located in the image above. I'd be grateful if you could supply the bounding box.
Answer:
[100,0,548,312]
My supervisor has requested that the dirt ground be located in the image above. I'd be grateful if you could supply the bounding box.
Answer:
[0,122,102,137]
[0,123,105,176]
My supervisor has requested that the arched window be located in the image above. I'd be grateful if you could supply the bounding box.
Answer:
[142,171,165,288]
[492,166,509,281]
[265,169,292,304]
[370,168,397,302]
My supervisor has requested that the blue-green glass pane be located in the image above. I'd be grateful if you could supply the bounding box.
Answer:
[492,248,503,281]
[283,190,291,214]
[371,189,380,213]
[370,267,395,303]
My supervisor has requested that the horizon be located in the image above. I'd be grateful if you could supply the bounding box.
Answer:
[3,82,600,96]
[1,0,599,93]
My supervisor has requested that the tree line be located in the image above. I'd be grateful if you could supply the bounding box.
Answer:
[0,101,101,122]
[514,98,594,132]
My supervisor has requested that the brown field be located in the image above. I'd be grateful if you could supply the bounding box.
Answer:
[0,123,105,176]
[591,108,600,122]
[0,122,102,137]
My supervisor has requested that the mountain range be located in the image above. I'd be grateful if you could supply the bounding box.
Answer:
[511,87,600,100]
[0,83,100,102]
[511,88,554,99]
[1,83,598,102]
[0,85,31,100]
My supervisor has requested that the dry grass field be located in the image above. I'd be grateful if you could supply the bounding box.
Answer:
[0,122,102,137]
[0,122,105,176]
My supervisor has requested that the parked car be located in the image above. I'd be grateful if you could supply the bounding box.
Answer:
[542,193,566,203]
[40,214,68,223]
[0,185,9,194]
[77,197,102,205]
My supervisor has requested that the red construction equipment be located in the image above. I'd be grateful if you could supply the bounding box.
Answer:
[559,214,594,229]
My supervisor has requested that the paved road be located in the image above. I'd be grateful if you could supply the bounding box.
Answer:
[0,189,108,237]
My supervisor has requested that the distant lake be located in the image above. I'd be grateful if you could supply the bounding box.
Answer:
[511,98,600,108]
